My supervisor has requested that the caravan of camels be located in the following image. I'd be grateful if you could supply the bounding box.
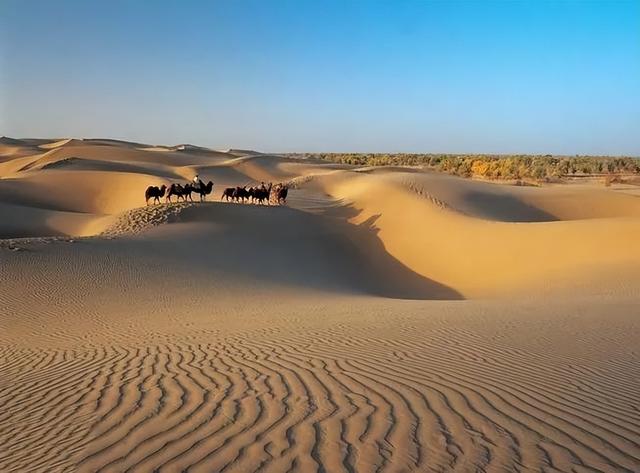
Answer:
[144,180,289,206]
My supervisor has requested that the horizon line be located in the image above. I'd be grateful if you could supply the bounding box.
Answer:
[3,135,639,159]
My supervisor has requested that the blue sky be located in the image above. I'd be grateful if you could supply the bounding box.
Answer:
[1,0,639,154]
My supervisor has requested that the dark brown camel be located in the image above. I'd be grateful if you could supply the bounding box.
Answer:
[167,183,196,202]
[233,186,250,203]
[250,183,272,205]
[182,183,194,202]
[145,185,167,205]
[222,187,235,201]
[166,183,188,203]
[192,180,214,201]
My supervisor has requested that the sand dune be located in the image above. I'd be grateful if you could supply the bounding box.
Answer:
[0,202,108,238]
[225,155,299,183]
[1,138,639,472]
[0,140,269,237]
[38,138,76,149]
[393,171,640,220]
[311,171,640,297]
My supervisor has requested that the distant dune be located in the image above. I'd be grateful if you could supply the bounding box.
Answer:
[1,137,639,472]
[219,148,263,156]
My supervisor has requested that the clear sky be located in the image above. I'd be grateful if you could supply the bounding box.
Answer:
[1,0,639,154]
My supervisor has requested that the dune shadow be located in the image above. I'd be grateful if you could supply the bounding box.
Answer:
[134,201,463,301]
[460,190,558,222]
[319,202,464,300]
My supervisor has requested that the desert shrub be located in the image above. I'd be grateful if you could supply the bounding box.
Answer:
[287,153,640,181]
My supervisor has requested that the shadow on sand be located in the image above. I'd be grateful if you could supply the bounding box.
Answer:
[320,202,464,300]
[129,201,463,301]
[460,190,558,222]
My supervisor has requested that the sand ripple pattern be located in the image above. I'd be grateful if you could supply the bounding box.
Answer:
[2,325,639,473]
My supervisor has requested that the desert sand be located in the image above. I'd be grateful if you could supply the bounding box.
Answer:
[1,137,639,472]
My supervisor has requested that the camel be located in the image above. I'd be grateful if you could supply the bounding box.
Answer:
[145,184,167,205]
[248,187,257,204]
[222,187,235,201]
[250,183,272,205]
[166,183,196,202]
[222,183,276,204]
[182,183,194,202]
[192,180,214,201]
[232,186,250,203]
[280,186,288,204]
[166,183,187,203]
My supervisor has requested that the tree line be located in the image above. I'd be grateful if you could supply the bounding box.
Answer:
[286,153,640,181]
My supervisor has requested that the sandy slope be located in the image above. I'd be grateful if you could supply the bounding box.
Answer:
[1,138,639,472]
[315,171,640,298]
